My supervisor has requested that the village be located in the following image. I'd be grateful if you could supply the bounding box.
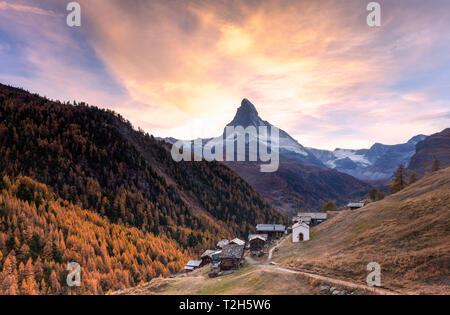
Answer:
[182,201,368,277]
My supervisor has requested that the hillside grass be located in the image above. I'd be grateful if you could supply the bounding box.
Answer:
[113,264,316,295]
[273,168,450,294]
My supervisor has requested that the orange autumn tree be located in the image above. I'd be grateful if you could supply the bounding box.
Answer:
[0,176,188,295]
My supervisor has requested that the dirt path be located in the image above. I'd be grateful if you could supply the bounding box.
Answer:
[266,265,398,295]
[267,235,288,261]
[244,256,261,266]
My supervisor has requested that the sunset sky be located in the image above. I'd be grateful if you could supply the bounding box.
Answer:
[1,0,449,149]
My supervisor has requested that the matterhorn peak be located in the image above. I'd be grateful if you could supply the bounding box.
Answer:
[240,98,258,114]
[227,98,263,127]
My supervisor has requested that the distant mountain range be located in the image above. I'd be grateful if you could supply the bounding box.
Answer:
[308,135,427,180]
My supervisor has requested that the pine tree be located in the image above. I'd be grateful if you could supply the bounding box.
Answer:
[390,164,408,194]
[431,158,441,172]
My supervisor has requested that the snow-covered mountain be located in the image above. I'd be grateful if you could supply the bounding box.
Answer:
[159,98,427,181]
[160,99,324,167]
[159,99,371,214]
[308,135,427,180]
[224,98,324,166]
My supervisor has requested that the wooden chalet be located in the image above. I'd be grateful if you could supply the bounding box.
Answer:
[255,224,286,240]
[248,234,268,256]
[220,244,244,270]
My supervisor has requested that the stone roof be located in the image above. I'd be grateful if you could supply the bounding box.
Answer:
[217,239,230,248]
[230,238,245,246]
[256,224,286,232]
[221,244,244,259]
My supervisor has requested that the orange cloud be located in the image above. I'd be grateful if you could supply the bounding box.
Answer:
[2,0,450,148]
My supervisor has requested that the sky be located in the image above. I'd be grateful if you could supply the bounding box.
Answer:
[0,0,449,150]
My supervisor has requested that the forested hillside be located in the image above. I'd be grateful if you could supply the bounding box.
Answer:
[0,83,286,293]
[0,176,186,294]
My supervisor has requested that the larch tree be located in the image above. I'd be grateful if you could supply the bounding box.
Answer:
[390,164,408,194]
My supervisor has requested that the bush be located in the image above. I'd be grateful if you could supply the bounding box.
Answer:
[322,201,338,212]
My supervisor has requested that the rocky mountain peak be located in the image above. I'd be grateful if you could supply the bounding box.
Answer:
[227,98,263,127]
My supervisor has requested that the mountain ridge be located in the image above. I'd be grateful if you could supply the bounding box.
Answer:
[308,134,427,180]
[408,128,450,175]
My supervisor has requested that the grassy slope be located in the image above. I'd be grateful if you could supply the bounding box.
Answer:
[274,167,450,294]
[112,265,315,295]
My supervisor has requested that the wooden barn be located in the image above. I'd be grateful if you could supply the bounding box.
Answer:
[248,234,268,256]
[256,224,286,241]
[220,244,244,270]
[200,249,218,266]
